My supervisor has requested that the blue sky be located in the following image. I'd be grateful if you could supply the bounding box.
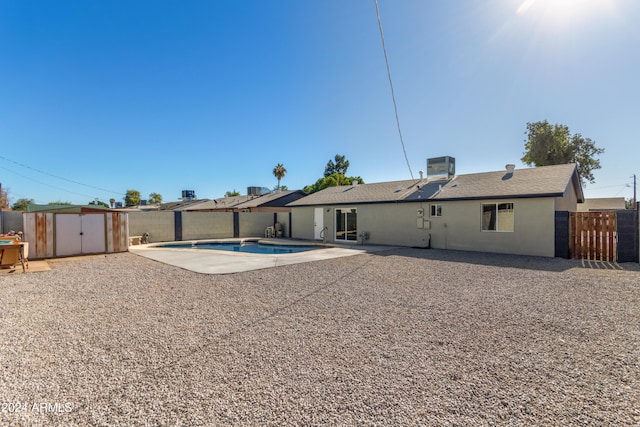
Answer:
[1,0,638,205]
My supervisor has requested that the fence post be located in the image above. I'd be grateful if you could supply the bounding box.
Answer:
[233,212,239,238]
[555,211,570,258]
[174,211,182,241]
[617,209,639,263]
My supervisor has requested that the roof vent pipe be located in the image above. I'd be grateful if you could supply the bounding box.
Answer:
[506,164,515,174]
[419,170,424,179]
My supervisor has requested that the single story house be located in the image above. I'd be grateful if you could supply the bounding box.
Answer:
[186,190,306,213]
[287,163,584,257]
[157,199,211,211]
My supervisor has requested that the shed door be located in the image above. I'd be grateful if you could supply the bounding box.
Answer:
[81,214,106,254]
[56,215,82,257]
[55,214,106,256]
[314,208,324,240]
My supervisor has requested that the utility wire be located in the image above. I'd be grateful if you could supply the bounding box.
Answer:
[0,165,97,199]
[0,154,121,195]
[374,0,414,180]
[0,166,95,199]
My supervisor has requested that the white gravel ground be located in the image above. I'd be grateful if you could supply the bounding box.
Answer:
[1,249,639,426]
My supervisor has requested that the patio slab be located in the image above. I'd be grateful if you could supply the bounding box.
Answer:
[129,239,395,274]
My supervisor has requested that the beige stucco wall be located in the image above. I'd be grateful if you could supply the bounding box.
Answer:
[182,212,233,240]
[291,207,316,241]
[576,197,626,212]
[427,198,556,257]
[555,180,580,211]
[128,211,175,243]
[275,212,290,237]
[292,197,557,257]
[357,203,431,247]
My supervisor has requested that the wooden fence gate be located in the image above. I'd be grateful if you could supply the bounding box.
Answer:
[569,211,617,262]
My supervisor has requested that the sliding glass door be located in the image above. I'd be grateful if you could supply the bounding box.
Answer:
[335,208,357,241]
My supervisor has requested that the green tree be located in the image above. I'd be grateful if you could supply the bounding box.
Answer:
[225,189,240,197]
[303,173,364,194]
[521,120,604,185]
[48,200,73,205]
[0,186,9,209]
[11,198,34,211]
[124,189,141,207]
[89,200,109,208]
[324,154,350,177]
[626,198,637,210]
[148,192,163,204]
[273,163,287,191]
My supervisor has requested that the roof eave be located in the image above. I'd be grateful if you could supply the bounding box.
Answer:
[431,193,566,202]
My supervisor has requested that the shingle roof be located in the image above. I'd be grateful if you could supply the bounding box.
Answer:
[158,199,210,211]
[184,195,254,211]
[231,190,306,209]
[433,163,582,201]
[287,163,583,206]
[287,179,441,206]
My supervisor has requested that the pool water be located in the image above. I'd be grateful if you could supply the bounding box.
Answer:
[158,242,318,254]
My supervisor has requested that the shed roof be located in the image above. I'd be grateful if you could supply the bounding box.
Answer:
[26,204,116,213]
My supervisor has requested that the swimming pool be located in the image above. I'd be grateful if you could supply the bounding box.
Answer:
[157,241,319,254]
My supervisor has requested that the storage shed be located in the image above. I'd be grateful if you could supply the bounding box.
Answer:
[22,206,128,259]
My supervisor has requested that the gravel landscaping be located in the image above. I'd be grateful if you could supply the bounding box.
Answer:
[1,248,639,426]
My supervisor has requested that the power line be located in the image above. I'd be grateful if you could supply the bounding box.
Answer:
[0,154,121,195]
[374,0,414,181]
[0,164,97,199]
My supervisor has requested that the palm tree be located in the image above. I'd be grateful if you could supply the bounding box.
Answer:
[273,163,287,192]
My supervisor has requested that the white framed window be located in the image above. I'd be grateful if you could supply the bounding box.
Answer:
[430,204,442,217]
[481,202,514,232]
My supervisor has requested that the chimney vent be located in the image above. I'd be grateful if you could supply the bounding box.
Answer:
[505,164,515,174]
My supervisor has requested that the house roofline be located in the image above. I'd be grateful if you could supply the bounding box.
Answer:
[429,193,565,202]
[289,192,566,207]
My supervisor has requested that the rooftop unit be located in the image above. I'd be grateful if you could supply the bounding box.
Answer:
[247,186,270,196]
[181,190,196,201]
[427,156,455,180]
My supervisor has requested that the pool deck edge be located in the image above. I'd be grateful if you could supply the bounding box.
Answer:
[129,238,396,274]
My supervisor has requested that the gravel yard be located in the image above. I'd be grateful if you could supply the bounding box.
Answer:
[1,248,639,426]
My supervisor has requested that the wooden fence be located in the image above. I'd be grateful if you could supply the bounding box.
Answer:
[569,211,616,262]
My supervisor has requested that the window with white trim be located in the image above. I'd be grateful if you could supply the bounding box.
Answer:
[481,203,514,232]
[430,204,442,217]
